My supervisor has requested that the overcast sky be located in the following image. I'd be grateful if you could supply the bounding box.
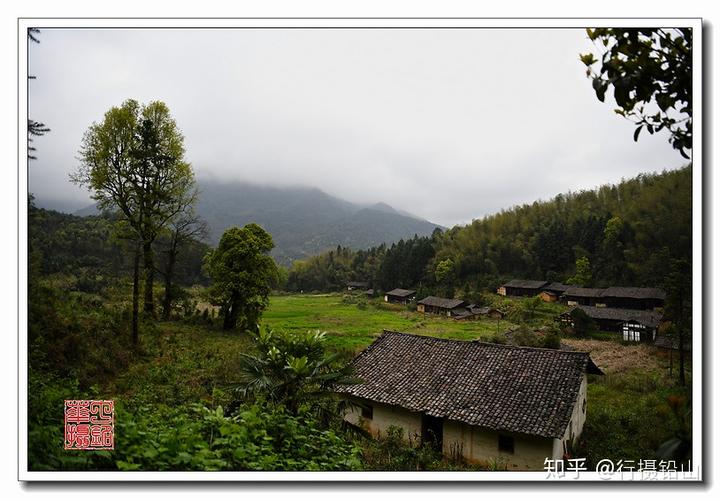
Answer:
[28,28,686,227]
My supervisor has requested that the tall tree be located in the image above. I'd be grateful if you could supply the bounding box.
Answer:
[205,224,279,331]
[28,28,50,160]
[580,28,692,158]
[72,99,195,341]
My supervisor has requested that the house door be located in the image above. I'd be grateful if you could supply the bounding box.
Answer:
[421,414,443,450]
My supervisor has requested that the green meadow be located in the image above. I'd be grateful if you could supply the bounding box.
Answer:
[261,293,512,352]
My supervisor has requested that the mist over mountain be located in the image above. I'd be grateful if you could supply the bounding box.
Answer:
[69,180,444,266]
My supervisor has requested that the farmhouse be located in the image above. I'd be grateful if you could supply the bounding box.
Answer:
[597,287,666,310]
[336,332,603,470]
[559,305,664,342]
[562,287,604,307]
[497,279,548,297]
[347,281,370,291]
[539,282,570,302]
[384,288,417,304]
[417,296,468,316]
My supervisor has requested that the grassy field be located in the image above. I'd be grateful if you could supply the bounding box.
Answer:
[261,293,513,352]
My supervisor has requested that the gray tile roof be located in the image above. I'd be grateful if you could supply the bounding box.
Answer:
[501,279,549,290]
[336,331,601,439]
[544,282,570,293]
[417,296,467,309]
[385,288,417,298]
[572,305,664,328]
[600,287,667,300]
[347,281,370,288]
[564,287,605,298]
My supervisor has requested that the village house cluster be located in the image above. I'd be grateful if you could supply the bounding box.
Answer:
[383,287,504,321]
[498,279,667,343]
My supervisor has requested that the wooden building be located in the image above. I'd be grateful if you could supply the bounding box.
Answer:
[559,305,664,342]
[336,331,603,470]
[417,296,468,316]
[346,281,370,291]
[497,279,548,297]
[596,287,666,310]
[562,287,605,307]
[540,282,570,302]
[384,288,417,304]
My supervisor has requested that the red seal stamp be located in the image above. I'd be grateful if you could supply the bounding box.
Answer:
[64,400,114,450]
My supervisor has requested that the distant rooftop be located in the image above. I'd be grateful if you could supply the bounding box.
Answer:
[501,279,548,289]
[417,296,467,309]
[572,305,664,328]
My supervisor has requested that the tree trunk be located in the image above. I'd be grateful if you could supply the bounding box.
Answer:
[132,243,141,345]
[162,247,177,320]
[223,294,240,330]
[142,240,155,316]
[223,305,234,330]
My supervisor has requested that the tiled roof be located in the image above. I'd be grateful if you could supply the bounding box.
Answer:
[347,281,370,288]
[417,296,467,309]
[336,331,601,439]
[544,282,570,293]
[563,287,605,298]
[385,288,417,298]
[600,287,667,300]
[501,279,549,289]
[571,305,663,328]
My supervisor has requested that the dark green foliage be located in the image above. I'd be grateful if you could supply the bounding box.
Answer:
[287,234,437,293]
[114,402,361,471]
[578,373,691,468]
[204,224,279,330]
[28,372,361,471]
[434,168,691,291]
[567,256,593,286]
[28,279,134,389]
[541,325,562,350]
[361,426,441,471]
[581,28,692,158]
[569,307,597,337]
[29,207,128,279]
[235,328,358,416]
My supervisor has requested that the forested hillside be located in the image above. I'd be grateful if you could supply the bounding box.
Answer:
[287,166,692,296]
[29,201,210,290]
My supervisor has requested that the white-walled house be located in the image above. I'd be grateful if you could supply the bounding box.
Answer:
[336,331,603,470]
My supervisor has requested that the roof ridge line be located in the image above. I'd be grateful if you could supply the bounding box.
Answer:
[379,330,592,355]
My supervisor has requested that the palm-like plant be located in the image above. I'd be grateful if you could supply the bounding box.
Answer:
[236,328,359,417]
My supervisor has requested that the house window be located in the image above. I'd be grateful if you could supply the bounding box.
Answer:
[622,322,643,342]
[361,405,373,420]
[498,434,515,454]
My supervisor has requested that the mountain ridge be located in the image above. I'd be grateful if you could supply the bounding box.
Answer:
[67,180,444,266]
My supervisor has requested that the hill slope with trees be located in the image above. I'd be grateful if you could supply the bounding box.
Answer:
[287,166,692,297]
